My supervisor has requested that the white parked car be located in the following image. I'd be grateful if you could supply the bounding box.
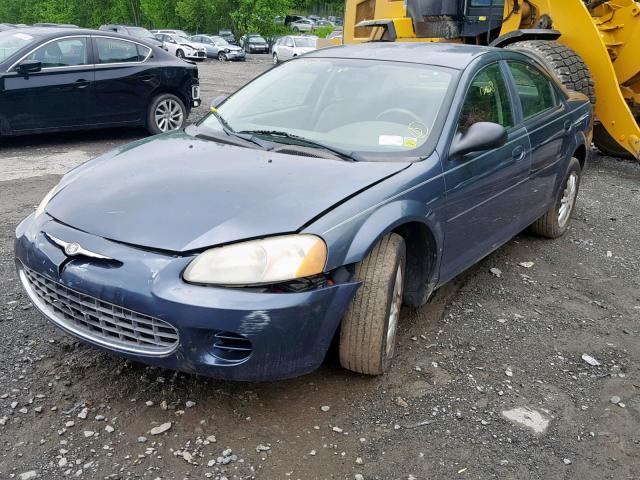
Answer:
[272,36,317,64]
[154,33,206,61]
[290,18,315,33]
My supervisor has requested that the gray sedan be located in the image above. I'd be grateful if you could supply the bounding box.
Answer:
[189,35,245,61]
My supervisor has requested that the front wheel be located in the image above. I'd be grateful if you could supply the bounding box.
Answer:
[217,51,226,61]
[147,93,186,135]
[176,49,185,59]
[339,233,406,375]
[530,157,581,238]
[272,52,279,64]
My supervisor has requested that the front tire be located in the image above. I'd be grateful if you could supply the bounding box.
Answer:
[147,93,186,135]
[176,49,185,59]
[218,51,226,61]
[339,233,406,375]
[530,157,581,238]
[272,52,279,64]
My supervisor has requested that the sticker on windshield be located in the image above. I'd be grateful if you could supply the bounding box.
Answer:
[14,33,33,41]
[403,137,418,148]
[379,135,403,146]
[408,122,429,139]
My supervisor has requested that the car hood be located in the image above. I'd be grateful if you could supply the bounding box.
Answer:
[46,130,410,253]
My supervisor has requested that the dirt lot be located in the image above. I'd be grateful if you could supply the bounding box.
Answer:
[1,56,639,480]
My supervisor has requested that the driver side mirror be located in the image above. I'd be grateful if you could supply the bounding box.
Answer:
[449,122,507,158]
[17,59,42,76]
[210,95,228,110]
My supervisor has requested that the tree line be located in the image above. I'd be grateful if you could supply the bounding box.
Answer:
[0,0,345,37]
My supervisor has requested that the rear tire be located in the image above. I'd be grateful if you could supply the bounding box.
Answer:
[593,123,634,159]
[146,93,186,135]
[530,157,581,238]
[339,233,406,375]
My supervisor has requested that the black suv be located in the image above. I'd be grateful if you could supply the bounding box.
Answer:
[99,24,165,49]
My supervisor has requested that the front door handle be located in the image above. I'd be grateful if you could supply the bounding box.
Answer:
[74,79,90,89]
[512,145,525,161]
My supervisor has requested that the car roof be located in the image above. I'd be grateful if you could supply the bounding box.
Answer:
[305,42,500,69]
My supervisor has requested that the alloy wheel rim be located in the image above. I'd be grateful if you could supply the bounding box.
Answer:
[386,264,404,356]
[219,52,226,61]
[154,99,183,132]
[177,50,184,58]
[558,172,578,228]
[273,54,278,64]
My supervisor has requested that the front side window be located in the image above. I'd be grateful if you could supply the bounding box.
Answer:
[507,62,558,119]
[458,63,513,133]
[96,38,148,63]
[198,57,454,156]
[26,37,88,68]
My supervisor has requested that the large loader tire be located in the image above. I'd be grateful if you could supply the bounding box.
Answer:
[506,40,595,106]
[506,40,635,159]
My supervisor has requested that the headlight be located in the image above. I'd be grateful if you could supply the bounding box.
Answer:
[183,234,327,286]
[35,185,59,217]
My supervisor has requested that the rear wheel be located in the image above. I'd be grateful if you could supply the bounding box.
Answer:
[530,157,581,238]
[339,233,406,375]
[147,93,186,135]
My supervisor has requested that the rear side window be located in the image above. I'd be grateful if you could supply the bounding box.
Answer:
[458,63,513,133]
[26,37,88,68]
[96,37,149,63]
[507,62,558,119]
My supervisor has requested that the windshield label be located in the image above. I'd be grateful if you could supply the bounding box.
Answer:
[403,137,418,148]
[379,135,403,146]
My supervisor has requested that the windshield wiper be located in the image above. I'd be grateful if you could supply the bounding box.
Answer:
[238,129,367,162]
[208,110,271,150]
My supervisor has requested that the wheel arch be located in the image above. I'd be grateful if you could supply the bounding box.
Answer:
[332,199,443,307]
[490,29,561,48]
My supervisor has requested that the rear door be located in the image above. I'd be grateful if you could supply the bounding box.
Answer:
[2,36,94,132]
[91,36,156,125]
[440,61,532,282]
[505,61,573,213]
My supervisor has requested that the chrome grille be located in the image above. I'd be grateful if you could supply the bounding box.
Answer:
[20,266,178,356]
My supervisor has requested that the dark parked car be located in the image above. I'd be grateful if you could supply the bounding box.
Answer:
[0,28,200,136]
[15,43,592,381]
[240,34,269,53]
[98,24,165,49]
[218,29,237,45]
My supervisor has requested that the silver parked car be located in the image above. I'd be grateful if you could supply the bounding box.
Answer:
[272,36,317,64]
[189,35,245,61]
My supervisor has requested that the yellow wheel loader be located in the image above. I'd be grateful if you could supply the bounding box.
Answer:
[343,0,640,160]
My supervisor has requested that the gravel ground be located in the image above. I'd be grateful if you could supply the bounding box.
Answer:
[1,56,639,480]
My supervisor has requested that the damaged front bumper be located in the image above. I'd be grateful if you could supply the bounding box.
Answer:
[15,214,359,381]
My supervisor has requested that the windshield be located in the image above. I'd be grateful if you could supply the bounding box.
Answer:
[294,37,315,47]
[249,37,266,43]
[198,57,454,157]
[128,27,155,39]
[175,36,190,43]
[0,31,40,62]
[213,36,229,45]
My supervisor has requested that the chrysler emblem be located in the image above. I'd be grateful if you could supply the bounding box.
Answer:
[46,233,113,261]
[64,242,81,256]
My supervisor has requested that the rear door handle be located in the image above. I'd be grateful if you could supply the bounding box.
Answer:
[512,145,525,161]
[74,79,90,89]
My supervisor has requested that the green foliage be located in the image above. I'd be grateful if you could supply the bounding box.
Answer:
[0,0,345,36]
[314,25,334,38]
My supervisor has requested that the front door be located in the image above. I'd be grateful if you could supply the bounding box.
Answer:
[2,36,93,132]
[440,62,532,282]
